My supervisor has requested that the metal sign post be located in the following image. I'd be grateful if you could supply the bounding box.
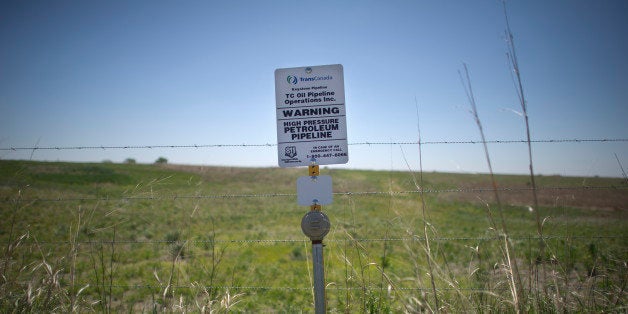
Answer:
[300,164,330,314]
[301,208,330,313]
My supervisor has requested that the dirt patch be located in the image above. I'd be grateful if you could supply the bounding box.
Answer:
[436,183,628,212]
[160,164,628,212]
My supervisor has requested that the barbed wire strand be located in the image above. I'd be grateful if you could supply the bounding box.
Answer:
[6,235,624,246]
[1,138,627,151]
[76,284,516,292]
[2,185,625,203]
[73,283,613,292]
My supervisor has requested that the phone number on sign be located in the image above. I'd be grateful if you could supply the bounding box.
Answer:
[306,153,347,159]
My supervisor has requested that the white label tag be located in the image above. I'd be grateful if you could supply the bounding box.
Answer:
[296,175,333,206]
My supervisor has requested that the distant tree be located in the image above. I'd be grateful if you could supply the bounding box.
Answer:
[124,158,136,164]
[155,157,168,164]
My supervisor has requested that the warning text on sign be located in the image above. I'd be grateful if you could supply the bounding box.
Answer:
[275,64,348,167]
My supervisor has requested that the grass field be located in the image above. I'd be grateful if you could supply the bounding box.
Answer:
[1,159,626,312]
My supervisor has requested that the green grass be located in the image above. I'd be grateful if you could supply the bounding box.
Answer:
[1,160,626,312]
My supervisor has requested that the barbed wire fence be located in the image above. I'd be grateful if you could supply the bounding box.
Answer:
[1,137,626,151]
[1,137,627,305]
[4,235,621,246]
[1,185,625,204]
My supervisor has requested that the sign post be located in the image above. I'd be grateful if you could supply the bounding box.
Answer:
[275,64,348,313]
[301,200,330,313]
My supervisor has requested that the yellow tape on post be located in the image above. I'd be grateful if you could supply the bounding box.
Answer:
[309,165,320,177]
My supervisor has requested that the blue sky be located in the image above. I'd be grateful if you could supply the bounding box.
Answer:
[1,0,627,177]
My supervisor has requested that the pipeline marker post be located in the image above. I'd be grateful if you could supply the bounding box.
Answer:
[275,64,348,313]
[298,162,332,314]
[301,200,330,313]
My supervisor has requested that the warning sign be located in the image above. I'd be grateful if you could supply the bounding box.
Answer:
[275,64,348,167]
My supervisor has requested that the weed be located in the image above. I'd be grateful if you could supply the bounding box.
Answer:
[460,63,522,311]
[0,160,625,311]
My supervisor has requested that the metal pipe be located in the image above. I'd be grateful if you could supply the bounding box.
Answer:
[301,208,330,313]
[312,241,326,314]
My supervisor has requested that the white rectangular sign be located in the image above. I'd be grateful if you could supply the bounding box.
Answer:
[275,64,348,167]
[296,175,333,206]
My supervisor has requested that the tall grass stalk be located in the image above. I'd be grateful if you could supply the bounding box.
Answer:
[32,235,66,311]
[89,223,115,313]
[402,96,440,311]
[2,190,22,281]
[614,153,628,183]
[459,63,523,311]
[376,148,394,311]
[347,198,384,313]
[2,190,36,285]
[204,221,227,302]
[339,196,358,312]
[68,206,82,311]
[502,0,547,304]
[164,238,186,309]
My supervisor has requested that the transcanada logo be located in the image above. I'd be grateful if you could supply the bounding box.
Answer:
[286,75,333,85]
